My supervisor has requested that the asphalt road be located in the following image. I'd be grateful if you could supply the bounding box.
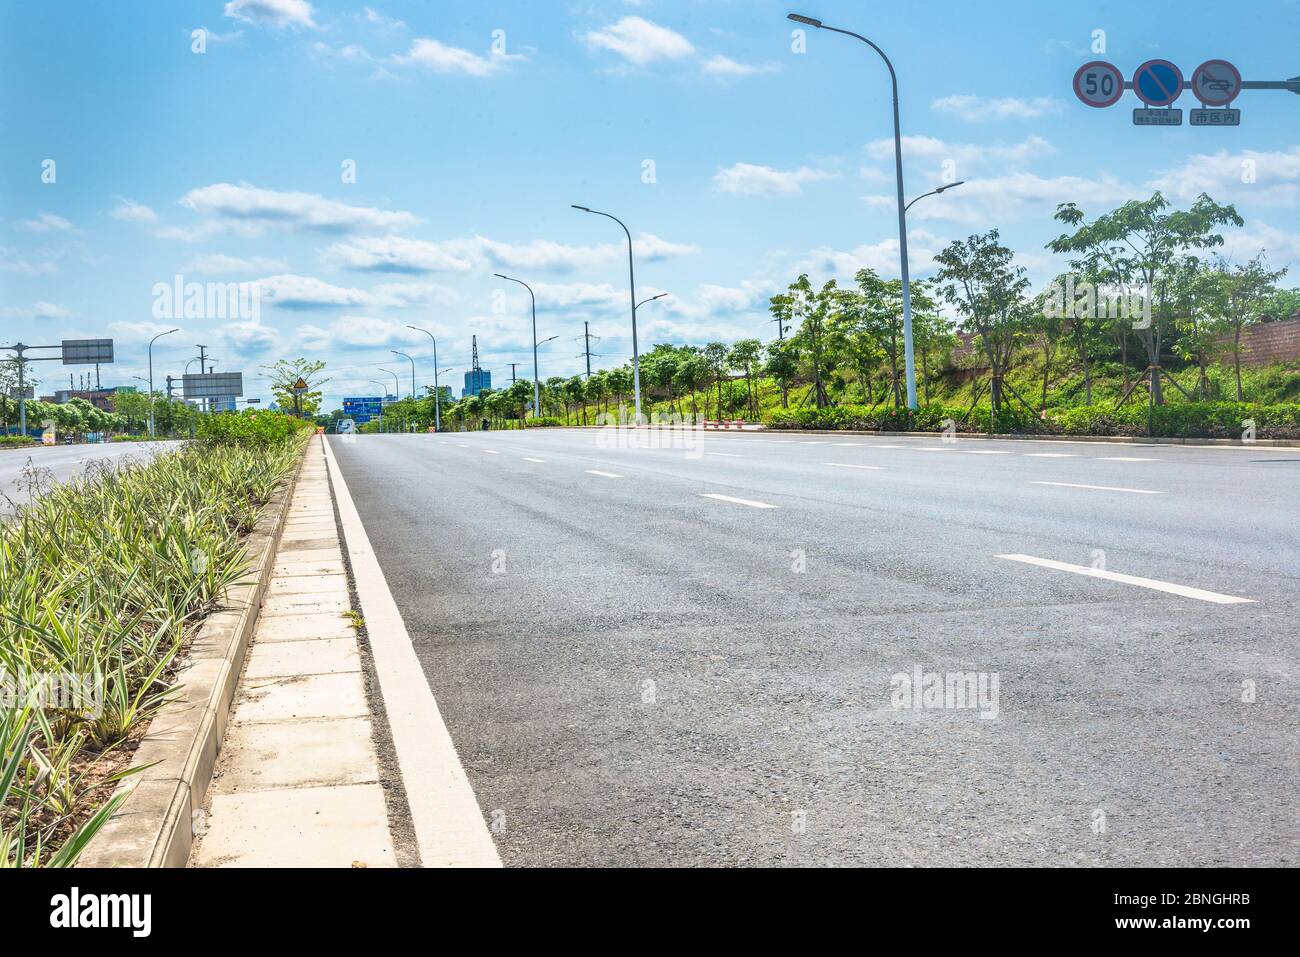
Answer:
[0,441,176,515]
[329,428,1299,867]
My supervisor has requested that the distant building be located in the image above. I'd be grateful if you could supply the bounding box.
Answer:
[42,387,132,411]
[462,369,491,398]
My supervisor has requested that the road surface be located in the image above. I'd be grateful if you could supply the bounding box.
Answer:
[0,441,176,515]
[328,428,1298,867]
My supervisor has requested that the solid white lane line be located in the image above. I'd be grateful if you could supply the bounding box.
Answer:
[824,463,884,471]
[916,447,953,452]
[585,469,623,478]
[1099,456,1159,462]
[523,457,546,463]
[701,493,778,509]
[832,442,864,447]
[1024,452,1078,458]
[964,449,1013,455]
[1031,480,1163,494]
[800,441,828,445]
[322,439,502,867]
[997,554,1254,605]
[706,452,743,457]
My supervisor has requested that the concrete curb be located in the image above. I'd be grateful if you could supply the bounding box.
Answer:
[77,441,309,868]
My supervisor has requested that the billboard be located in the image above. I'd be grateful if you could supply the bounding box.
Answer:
[342,396,384,424]
[62,339,114,365]
[183,372,244,399]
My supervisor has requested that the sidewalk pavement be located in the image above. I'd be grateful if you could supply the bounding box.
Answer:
[189,438,395,867]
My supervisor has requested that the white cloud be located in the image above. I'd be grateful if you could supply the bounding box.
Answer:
[0,301,71,321]
[215,320,280,352]
[393,38,521,76]
[800,229,946,281]
[701,55,778,77]
[931,94,1064,121]
[111,198,158,223]
[866,134,1056,169]
[1219,222,1300,269]
[1146,147,1300,207]
[16,212,72,233]
[0,247,56,274]
[108,321,186,342]
[256,274,374,310]
[185,253,289,274]
[296,316,424,350]
[875,172,1132,226]
[714,162,838,196]
[583,17,694,65]
[223,0,315,30]
[179,183,418,233]
[326,235,476,273]
[328,233,697,274]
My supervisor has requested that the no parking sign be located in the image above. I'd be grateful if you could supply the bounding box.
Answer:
[1133,59,1185,106]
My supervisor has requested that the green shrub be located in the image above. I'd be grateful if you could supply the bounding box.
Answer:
[0,433,306,866]
[764,400,1300,439]
[0,436,37,449]
[195,409,313,448]
[523,417,563,428]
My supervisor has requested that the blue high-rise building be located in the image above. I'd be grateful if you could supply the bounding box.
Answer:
[462,368,491,398]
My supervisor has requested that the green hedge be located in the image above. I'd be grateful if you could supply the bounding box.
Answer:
[0,435,37,449]
[764,401,1300,439]
[196,409,314,448]
[523,417,563,428]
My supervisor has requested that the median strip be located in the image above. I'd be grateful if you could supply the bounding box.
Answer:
[1031,481,1163,494]
[700,493,778,509]
[997,554,1254,605]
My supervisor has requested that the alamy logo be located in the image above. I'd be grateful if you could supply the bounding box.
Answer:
[1043,273,1151,330]
[50,887,151,937]
[890,666,1000,719]
[151,274,261,321]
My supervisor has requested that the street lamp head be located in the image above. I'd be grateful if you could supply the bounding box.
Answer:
[493,273,509,280]
[571,205,591,213]
[936,180,966,193]
[787,13,823,27]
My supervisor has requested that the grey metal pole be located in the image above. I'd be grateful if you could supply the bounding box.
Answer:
[16,347,27,437]
[407,326,442,431]
[786,15,917,411]
[494,275,541,419]
[148,328,178,437]
[573,206,642,422]
[393,351,416,399]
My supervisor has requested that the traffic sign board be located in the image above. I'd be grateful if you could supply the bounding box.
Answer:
[1191,59,1241,106]
[1133,59,1185,107]
[292,377,309,394]
[1074,61,1124,107]
[1134,108,1184,126]
[1190,108,1241,126]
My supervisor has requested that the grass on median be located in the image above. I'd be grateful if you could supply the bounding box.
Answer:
[0,410,310,867]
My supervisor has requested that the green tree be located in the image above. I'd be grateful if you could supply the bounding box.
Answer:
[262,358,330,417]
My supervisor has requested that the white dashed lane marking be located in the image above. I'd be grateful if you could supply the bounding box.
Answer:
[1031,481,1163,495]
[823,463,884,471]
[585,470,623,479]
[998,554,1254,605]
[523,457,546,463]
[701,493,778,509]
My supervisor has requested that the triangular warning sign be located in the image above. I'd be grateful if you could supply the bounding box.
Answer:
[292,377,309,392]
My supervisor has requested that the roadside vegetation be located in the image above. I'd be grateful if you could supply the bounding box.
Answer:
[0,409,310,866]
[333,191,1300,441]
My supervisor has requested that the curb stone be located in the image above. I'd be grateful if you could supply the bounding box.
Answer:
[76,441,309,868]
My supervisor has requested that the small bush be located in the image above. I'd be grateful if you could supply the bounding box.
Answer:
[764,401,1300,439]
[523,417,563,428]
[195,409,313,448]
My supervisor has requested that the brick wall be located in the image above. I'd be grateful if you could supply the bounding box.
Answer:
[1218,317,1300,367]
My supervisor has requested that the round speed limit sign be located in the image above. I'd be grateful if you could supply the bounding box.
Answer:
[1073,61,1124,108]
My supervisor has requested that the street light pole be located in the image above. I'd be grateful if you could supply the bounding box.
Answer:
[392,350,416,400]
[493,275,541,419]
[148,328,179,437]
[905,180,965,214]
[407,326,442,431]
[369,380,389,433]
[572,205,643,423]
[787,13,919,411]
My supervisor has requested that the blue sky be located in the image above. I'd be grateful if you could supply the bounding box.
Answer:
[2,0,1298,409]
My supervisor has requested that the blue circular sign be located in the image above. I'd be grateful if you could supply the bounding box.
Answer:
[1133,59,1184,107]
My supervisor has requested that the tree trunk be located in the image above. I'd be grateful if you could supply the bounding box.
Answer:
[1233,327,1244,401]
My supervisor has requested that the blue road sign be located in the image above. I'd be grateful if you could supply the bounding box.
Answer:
[1134,59,1184,107]
[342,396,384,424]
